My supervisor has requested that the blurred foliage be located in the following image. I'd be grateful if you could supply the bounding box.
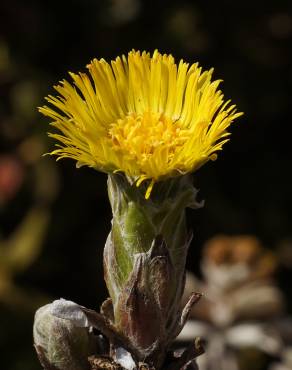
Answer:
[0,0,292,369]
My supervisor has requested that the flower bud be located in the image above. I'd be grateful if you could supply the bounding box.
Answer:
[33,299,96,370]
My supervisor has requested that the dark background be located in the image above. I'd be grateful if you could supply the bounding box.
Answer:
[0,0,292,369]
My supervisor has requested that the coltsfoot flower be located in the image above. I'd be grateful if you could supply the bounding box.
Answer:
[39,50,242,198]
[37,50,243,369]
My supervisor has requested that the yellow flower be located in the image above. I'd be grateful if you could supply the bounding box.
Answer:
[40,50,243,198]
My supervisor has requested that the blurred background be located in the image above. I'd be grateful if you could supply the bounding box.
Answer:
[0,0,292,369]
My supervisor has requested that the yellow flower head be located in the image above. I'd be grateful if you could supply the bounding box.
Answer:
[40,50,243,198]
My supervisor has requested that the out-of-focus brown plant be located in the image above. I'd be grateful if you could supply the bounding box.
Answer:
[184,235,284,324]
[181,235,287,370]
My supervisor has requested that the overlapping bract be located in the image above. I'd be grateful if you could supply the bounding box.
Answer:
[40,50,242,198]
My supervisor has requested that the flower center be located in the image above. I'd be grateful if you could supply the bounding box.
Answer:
[108,112,189,163]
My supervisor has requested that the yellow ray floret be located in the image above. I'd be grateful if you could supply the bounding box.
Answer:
[39,50,243,198]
